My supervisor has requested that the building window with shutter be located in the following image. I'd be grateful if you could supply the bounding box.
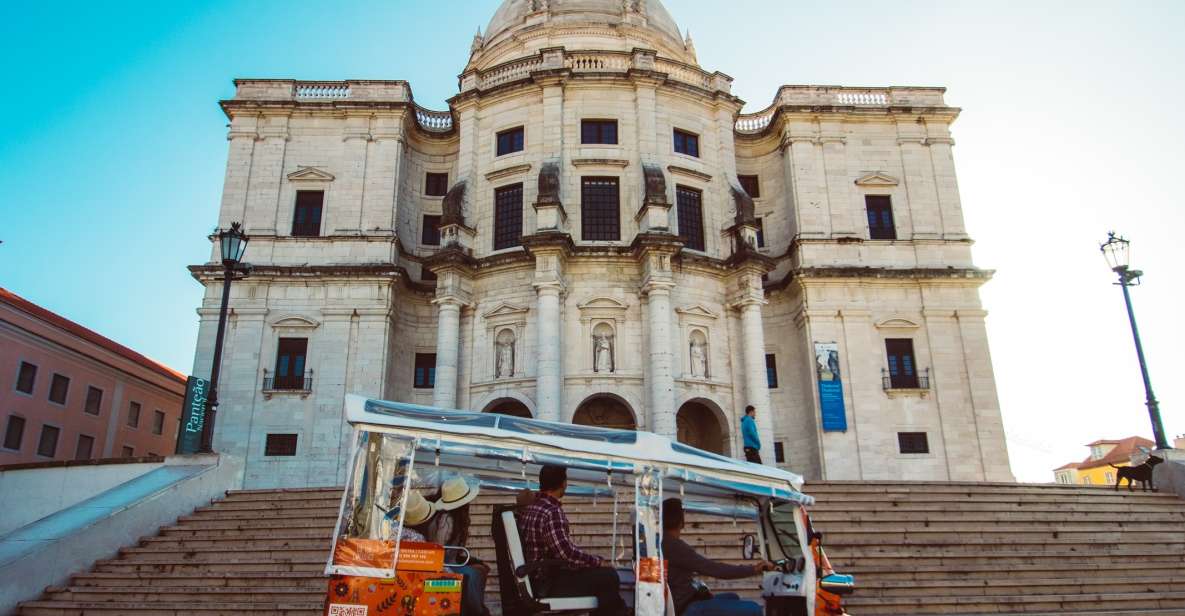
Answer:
[422,215,442,247]
[292,190,324,237]
[673,129,700,157]
[581,177,620,241]
[49,374,70,405]
[765,354,779,389]
[3,415,26,451]
[75,434,94,460]
[414,353,436,389]
[581,120,618,144]
[865,195,896,240]
[898,432,930,454]
[127,401,141,428]
[16,362,37,395]
[265,433,299,456]
[738,175,760,199]
[676,186,705,251]
[84,386,103,415]
[37,425,60,458]
[885,339,920,389]
[273,338,309,390]
[494,183,524,250]
[152,410,165,435]
[425,172,449,197]
[496,127,525,156]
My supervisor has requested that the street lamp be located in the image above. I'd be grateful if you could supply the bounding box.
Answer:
[1100,232,1169,451]
[199,222,250,454]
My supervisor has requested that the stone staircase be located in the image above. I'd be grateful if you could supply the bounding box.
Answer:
[15,482,1185,615]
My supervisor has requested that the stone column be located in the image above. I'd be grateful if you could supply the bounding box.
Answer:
[739,300,776,464]
[644,281,677,438]
[534,282,563,422]
[431,298,463,410]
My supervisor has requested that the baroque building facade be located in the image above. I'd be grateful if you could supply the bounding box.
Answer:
[190,0,1014,488]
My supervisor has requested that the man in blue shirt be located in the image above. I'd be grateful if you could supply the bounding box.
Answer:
[741,405,762,464]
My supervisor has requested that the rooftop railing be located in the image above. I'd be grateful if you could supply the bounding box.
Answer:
[734,86,949,134]
[231,80,453,133]
[462,48,732,94]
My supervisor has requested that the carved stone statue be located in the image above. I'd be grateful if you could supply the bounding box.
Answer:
[730,180,756,227]
[594,332,615,373]
[496,330,515,378]
[441,180,467,228]
[642,163,668,205]
[690,337,708,378]
[537,161,561,204]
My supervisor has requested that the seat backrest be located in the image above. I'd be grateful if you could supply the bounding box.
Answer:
[501,510,534,597]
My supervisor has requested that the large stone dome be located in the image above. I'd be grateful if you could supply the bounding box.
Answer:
[469,0,694,70]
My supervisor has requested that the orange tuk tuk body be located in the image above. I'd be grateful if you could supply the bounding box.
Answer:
[324,541,463,616]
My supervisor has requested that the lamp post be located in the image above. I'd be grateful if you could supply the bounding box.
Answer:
[198,222,250,454]
[1100,232,1169,451]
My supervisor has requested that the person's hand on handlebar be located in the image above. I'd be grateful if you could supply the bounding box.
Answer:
[752,560,778,574]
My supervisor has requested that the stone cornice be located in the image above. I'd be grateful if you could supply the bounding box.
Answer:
[484,163,533,182]
[187,263,434,295]
[667,165,712,182]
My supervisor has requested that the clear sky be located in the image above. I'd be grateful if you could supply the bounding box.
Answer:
[1,1,1181,481]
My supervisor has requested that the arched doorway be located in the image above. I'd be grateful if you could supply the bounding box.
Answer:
[572,395,636,430]
[676,401,727,455]
[483,398,532,418]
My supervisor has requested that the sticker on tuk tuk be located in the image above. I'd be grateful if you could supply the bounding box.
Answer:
[327,604,368,616]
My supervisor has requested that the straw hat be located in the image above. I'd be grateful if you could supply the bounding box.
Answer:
[436,476,481,511]
[402,490,436,526]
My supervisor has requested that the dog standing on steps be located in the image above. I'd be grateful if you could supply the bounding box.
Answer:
[1111,455,1164,492]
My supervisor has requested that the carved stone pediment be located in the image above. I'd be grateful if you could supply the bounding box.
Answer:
[577,297,629,312]
[482,302,530,321]
[855,171,900,187]
[271,315,320,329]
[287,167,335,182]
[876,317,920,329]
[676,304,719,320]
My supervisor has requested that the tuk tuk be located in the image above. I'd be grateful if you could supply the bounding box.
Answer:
[324,394,853,616]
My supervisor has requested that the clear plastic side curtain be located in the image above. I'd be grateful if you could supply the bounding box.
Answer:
[634,465,665,616]
[325,430,418,577]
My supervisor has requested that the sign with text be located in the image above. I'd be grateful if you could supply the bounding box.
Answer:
[814,342,848,432]
[176,376,209,454]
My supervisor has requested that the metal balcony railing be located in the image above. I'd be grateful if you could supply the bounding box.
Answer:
[882,367,930,391]
[263,370,314,393]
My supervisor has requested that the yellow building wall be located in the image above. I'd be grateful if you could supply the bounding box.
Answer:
[1076,463,1127,487]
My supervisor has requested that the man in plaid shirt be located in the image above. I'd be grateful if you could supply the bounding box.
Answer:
[520,465,626,616]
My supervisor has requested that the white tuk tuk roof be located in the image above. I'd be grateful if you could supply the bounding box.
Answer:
[344,394,812,507]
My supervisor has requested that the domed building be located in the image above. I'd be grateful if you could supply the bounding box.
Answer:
[192,0,1014,487]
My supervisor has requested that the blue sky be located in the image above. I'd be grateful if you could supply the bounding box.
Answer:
[1,1,1182,480]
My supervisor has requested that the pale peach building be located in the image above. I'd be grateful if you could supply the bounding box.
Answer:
[0,288,187,465]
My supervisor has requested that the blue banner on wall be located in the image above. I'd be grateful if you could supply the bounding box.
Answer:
[814,342,848,432]
[176,376,210,454]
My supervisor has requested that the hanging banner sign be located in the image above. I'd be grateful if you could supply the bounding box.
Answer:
[176,376,210,454]
[814,342,847,432]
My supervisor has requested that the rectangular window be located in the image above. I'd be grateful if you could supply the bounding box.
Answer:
[414,353,436,389]
[493,183,524,250]
[122,445,134,458]
[273,338,309,390]
[673,129,700,157]
[885,339,919,389]
[755,218,765,248]
[774,441,786,464]
[738,174,760,199]
[425,172,449,197]
[898,432,929,454]
[3,415,25,450]
[676,185,705,251]
[152,410,165,435]
[421,265,437,282]
[37,425,60,458]
[49,373,70,405]
[765,354,779,389]
[581,177,620,241]
[422,215,442,247]
[496,127,525,156]
[581,120,618,145]
[74,434,94,460]
[265,433,299,456]
[84,386,103,416]
[865,195,896,240]
[127,401,141,428]
[292,190,324,237]
[16,361,37,394]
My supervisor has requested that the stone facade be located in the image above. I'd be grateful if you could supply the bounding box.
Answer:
[190,0,1014,488]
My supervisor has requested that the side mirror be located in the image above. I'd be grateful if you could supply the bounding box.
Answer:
[742,534,758,560]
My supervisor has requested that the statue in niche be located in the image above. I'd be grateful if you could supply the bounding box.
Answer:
[642,163,668,205]
[689,334,709,378]
[537,161,561,205]
[441,180,467,228]
[593,327,615,373]
[496,330,516,378]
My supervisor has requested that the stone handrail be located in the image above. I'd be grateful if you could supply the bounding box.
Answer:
[734,86,949,134]
[232,79,412,103]
[416,105,454,133]
[653,57,712,90]
[295,83,350,99]
[464,49,730,93]
[480,55,545,90]
[565,51,632,72]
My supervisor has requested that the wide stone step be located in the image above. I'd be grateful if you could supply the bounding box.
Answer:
[825,529,1185,544]
[71,572,326,588]
[92,559,326,574]
[806,481,1176,496]
[842,560,1185,581]
[812,510,1185,524]
[826,550,1185,569]
[842,590,1185,614]
[18,601,322,615]
[857,576,1185,598]
[810,501,1185,513]
[44,586,324,603]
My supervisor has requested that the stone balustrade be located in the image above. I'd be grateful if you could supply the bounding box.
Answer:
[734,85,950,134]
[415,106,455,132]
[230,80,452,133]
[463,48,732,94]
